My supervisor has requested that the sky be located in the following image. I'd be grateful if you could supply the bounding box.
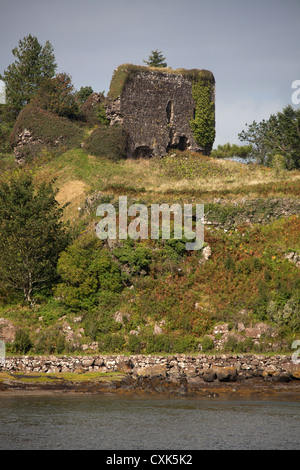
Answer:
[0,0,299,147]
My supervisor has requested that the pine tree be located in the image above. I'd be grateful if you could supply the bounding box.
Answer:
[0,35,57,117]
[143,49,167,68]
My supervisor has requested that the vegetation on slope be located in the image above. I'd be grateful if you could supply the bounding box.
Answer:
[0,36,299,357]
[0,142,299,356]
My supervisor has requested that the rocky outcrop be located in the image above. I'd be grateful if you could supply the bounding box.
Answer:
[0,318,17,343]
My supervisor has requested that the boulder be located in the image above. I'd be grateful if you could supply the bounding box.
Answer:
[0,318,16,343]
[135,364,167,377]
[212,366,237,382]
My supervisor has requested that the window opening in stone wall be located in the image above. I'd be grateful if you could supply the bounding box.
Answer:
[166,100,174,124]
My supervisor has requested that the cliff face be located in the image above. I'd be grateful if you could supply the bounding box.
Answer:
[106,64,215,158]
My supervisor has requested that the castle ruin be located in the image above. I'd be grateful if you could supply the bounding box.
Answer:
[105,64,215,158]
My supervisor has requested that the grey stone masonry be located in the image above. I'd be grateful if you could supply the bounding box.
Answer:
[1,354,299,383]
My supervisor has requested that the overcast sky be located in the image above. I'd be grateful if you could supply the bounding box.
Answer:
[1,0,299,146]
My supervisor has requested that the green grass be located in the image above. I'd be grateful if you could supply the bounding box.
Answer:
[0,371,125,384]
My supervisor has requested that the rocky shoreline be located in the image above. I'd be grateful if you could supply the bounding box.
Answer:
[1,353,300,399]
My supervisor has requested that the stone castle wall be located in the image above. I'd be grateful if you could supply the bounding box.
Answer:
[106,65,215,158]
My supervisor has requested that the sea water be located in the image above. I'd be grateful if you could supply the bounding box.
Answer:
[0,395,299,450]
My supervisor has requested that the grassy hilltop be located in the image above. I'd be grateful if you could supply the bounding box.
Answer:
[0,118,299,357]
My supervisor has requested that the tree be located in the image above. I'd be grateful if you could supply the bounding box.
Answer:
[76,86,94,104]
[31,72,79,119]
[143,49,167,68]
[0,173,69,303]
[238,105,300,169]
[0,35,57,117]
[211,143,253,160]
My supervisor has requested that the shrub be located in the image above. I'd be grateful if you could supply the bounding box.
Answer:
[55,232,123,310]
[83,124,128,161]
[201,335,214,352]
[99,333,125,352]
[127,335,143,354]
[10,104,84,161]
[223,335,238,352]
[145,334,171,354]
[13,329,32,354]
[113,239,152,275]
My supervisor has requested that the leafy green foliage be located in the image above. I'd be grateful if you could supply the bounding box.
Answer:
[76,86,94,104]
[13,329,32,354]
[0,173,69,303]
[190,74,215,153]
[211,143,252,160]
[113,239,152,275]
[31,73,80,119]
[0,35,56,117]
[83,124,128,160]
[238,105,300,169]
[55,233,124,310]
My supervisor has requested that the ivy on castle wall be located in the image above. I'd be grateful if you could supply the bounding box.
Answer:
[190,75,215,153]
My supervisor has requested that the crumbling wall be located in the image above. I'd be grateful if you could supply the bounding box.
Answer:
[106,64,215,158]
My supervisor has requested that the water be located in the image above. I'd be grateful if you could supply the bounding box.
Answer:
[0,395,299,450]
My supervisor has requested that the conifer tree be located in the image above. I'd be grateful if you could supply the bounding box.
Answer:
[0,35,57,117]
[143,49,167,68]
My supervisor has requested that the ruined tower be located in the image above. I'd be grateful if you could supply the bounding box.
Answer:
[105,64,215,158]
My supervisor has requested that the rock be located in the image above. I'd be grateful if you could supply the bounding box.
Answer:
[288,363,300,380]
[0,318,16,343]
[202,370,217,382]
[129,330,140,336]
[116,359,133,373]
[202,245,212,260]
[82,358,95,368]
[213,323,229,335]
[284,251,300,268]
[153,325,163,335]
[213,366,237,382]
[244,322,273,339]
[113,311,131,325]
[135,364,167,377]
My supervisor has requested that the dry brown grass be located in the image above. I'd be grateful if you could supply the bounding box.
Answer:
[55,179,90,221]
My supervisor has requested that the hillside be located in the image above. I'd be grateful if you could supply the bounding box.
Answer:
[0,129,299,356]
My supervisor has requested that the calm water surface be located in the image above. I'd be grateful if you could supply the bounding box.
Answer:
[0,394,299,450]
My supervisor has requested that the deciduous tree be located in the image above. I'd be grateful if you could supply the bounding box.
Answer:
[0,174,69,303]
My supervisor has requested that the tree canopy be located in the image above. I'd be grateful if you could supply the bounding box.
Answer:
[143,49,167,68]
[31,72,79,119]
[0,35,57,117]
[238,105,300,170]
[0,174,69,303]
